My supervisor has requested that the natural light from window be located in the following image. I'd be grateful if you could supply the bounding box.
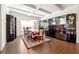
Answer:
[21,20,34,31]
[60,18,66,24]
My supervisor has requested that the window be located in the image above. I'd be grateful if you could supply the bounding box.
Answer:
[21,20,34,31]
[40,20,49,29]
[51,18,56,25]
[60,17,66,24]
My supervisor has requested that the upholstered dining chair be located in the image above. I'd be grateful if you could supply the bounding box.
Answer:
[38,28,44,40]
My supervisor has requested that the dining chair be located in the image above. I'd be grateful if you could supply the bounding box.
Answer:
[23,27,27,36]
[38,28,44,40]
[23,27,32,40]
[26,27,32,40]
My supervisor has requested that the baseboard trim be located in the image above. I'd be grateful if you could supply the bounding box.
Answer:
[0,42,6,52]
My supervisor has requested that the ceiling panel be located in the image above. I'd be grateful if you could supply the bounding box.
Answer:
[34,4,61,13]
[59,4,75,9]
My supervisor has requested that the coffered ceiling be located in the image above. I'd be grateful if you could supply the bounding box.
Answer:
[7,4,75,20]
[24,4,75,14]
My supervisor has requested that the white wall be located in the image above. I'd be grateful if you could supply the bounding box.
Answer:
[9,11,40,36]
[76,6,79,43]
[0,4,6,51]
[0,4,2,51]
[33,20,39,30]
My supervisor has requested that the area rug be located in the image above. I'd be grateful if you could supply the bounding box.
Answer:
[21,36,51,48]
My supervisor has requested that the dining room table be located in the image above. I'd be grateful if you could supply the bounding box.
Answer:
[29,29,39,39]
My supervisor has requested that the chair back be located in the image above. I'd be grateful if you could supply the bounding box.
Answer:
[23,27,29,35]
[26,27,32,37]
[39,28,44,36]
[23,27,27,35]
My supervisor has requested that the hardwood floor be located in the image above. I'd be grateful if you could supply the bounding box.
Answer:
[0,37,28,54]
[1,36,79,54]
[28,38,78,54]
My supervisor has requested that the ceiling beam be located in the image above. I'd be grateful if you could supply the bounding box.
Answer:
[39,8,52,14]
[24,4,37,9]
[24,4,52,14]
[55,4,64,9]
